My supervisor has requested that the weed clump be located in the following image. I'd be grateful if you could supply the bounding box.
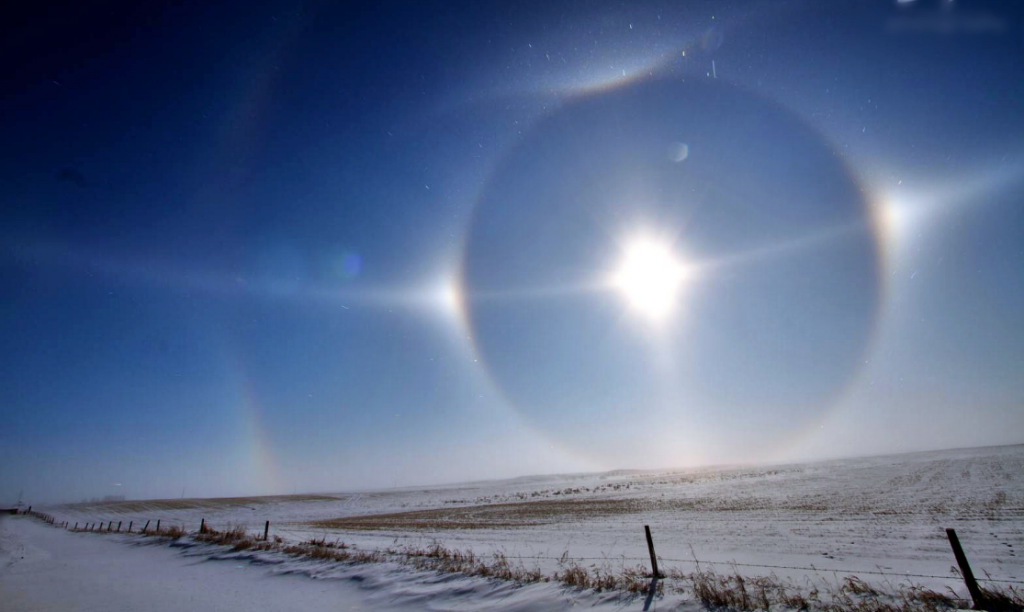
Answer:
[195,524,248,545]
[156,525,186,539]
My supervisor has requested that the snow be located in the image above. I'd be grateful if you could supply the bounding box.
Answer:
[0,514,383,611]
[0,514,651,611]
[11,445,1023,608]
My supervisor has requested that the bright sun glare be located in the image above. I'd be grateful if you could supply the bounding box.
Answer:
[611,237,687,323]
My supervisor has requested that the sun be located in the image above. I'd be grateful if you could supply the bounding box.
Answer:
[611,237,687,323]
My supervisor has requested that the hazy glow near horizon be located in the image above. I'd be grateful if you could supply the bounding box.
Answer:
[611,236,688,323]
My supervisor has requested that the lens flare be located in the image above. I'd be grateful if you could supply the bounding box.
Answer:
[610,237,687,322]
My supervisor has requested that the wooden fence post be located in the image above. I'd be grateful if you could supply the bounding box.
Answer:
[946,528,985,609]
[200,518,206,534]
[143,520,150,534]
[74,522,78,530]
[128,521,132,533]
[156,519,161,532]
[117,521,122,532]
[107,522,112,532]
[644,525,662,578]
[264,521,270,541]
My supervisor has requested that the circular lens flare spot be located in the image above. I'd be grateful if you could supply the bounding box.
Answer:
[611,237,686,322]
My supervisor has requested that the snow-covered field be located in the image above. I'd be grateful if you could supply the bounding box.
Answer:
[0,514,381,611]
[42,444,1023,594]
[6,444,1019,610]
[3,513,637,611]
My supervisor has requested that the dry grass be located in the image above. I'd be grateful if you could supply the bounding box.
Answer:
[312,494,1024,534]
[975,586,1024,612]
[195,524,249,545]
[667,563,1021,612]
[69,523,1022,611]
[382,541,548,585]
[194,524,272,551]
[552,558,659,594]
[145,524,186,539]
[312,498,642,531]
[63,494,340,514]
[303,535,348,549]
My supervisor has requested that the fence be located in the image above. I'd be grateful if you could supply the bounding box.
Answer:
[19,509,1024,610]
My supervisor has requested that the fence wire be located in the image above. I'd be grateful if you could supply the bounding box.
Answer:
[35,512,1024,586]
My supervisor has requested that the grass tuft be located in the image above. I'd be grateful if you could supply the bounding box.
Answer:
[195,524,249,545]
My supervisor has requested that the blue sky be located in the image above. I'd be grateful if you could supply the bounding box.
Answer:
[2,0,1023,503]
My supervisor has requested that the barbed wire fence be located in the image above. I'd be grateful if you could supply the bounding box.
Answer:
[16,510,1024,590]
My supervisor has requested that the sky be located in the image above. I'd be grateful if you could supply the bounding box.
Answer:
[1,0,1023,504]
